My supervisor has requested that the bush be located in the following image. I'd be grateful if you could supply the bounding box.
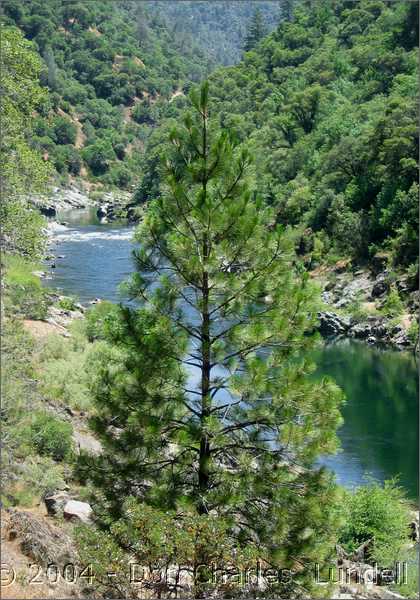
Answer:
[58,295,78,311]
[407,319,418,347]
[1,201,46,260]
[21,411,74,461]
[107,164,131,188]
[3,254,48,319]
[82,140,115,175]
[6,456,67,506]
[339,479,410,566]
[382,288,404,317]
[85,301,120,341]
[132,102,155,125]
[52,115,77,145]
[52,145,82,175]
[76,498,259,598]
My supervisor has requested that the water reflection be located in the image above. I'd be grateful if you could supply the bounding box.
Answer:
[314,339,418,499]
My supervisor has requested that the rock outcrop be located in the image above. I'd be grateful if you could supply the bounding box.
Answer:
[315,263,416,351]
[317,312,412,350]
[63,500,93,524]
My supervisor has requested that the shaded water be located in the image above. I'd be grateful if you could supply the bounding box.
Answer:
[46,209,419,499]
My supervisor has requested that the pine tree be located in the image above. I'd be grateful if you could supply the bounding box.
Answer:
[282,0,296,22]
[243,9,267,52]
[79,82,344,582]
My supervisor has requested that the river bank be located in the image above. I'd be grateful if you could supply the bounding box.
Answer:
[40,198,418,352]
[30,184,142,223]
[313,258,418,352]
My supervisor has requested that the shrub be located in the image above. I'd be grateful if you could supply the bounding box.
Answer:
[382,288,404,317]
[3,254,48,319]
[52,115,77,145]
[85,301,119,341]
[6,456,67,506]
[38,323,104,412]
[407,319,418,347]
[52,145,82,175]
[76,498,259,598]
[58,296,78,311]
[22,411,74,461]
[338,479,410,566]
[1,201,46,260]
[132,102,155,125]
[82,140,115,175]
[107,164,131,188]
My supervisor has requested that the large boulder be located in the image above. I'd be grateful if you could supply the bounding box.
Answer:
[371,276,389,298]
[63,500,93,524]
[389,325,411,349]
[349,322,372,339]
[318,312,351,336]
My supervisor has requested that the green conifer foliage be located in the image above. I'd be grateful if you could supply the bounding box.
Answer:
[79,83,344,581]
[244,9,267,51]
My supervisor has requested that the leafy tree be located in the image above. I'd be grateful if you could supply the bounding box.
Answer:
[79,84,343,589]
[0,26,51,258]
[52,115,77,145]
[82,140,115,175]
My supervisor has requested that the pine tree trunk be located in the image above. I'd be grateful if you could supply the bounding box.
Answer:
[198,107,211,514]
[198,262,211,513]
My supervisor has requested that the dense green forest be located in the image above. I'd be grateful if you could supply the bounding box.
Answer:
[1,0,211,188]
[138,0,419,270]
[145,1,283,65]
[3,0,417,273]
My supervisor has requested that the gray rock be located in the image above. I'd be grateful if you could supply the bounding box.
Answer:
[349,323,371,339]
[392,330,411,348]
[63,500,93,524]
[408,291,419,311]
[371,277,389,298]
[334,297,351,309]
[318,312,351,336]
[321,291,333,304]
[72,430,102,456]
[44,491,71,516]
[396,278,410,296]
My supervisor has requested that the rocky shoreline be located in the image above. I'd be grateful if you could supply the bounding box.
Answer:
[313,256,418,352]
[317,311,413,351]
[31,184,142,223]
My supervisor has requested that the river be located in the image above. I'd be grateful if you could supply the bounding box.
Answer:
[46,208,419,499]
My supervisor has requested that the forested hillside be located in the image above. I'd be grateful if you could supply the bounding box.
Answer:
[138,0,419,271]
[145,1,283,65]
[1,0,211,189]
